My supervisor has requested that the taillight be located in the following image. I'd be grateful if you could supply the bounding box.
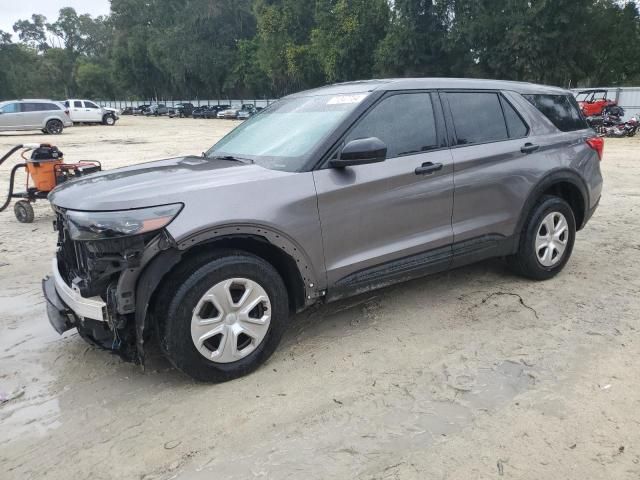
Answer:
[586,136,604,161]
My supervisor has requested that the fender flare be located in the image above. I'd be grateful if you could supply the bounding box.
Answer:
[515,169,590,236]
[175,224,319,288]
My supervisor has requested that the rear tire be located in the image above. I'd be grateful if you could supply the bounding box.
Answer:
[45,119,64,135]
[155,250,289,382]
[508,195,576,280]
[14,201,34,223]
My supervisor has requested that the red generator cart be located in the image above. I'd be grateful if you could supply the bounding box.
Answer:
[0,144,101,223]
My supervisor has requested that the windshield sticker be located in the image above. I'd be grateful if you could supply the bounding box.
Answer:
[327,94,368,105]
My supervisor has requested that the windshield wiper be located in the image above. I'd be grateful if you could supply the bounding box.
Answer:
[209,155,254,164]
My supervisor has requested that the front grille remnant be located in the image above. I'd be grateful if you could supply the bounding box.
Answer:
[54,210,149,298]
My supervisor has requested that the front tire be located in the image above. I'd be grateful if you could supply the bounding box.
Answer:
[45,119,64,135]
[155,251,289,382]
[102,114,116,126]
[508,195,576,280]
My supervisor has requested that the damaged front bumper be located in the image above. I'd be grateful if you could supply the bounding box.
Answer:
[42,258,108,334]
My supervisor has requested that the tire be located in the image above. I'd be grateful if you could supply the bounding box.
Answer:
[155,250,289,382]
[508,195,576,280]
[14,201,34,223]
[102,114,116,126]
[45,119,64,135]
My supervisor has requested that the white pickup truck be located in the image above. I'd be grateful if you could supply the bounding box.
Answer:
[64,99,119,125]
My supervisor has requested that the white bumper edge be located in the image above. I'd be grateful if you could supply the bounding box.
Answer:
[51,258,107,321]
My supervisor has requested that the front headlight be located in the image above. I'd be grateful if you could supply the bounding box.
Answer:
[66,204,183,241]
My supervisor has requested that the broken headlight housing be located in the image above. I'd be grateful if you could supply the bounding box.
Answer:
[66,204,183,241]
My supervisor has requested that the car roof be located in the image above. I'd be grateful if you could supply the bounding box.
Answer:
[576,89,608,93]
[286,78,569,98]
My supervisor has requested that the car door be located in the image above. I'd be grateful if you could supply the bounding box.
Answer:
[313,91,455,297]
[442,90,539,267]
[84,101,103,122]
[0,102,23,130]
[20,102,49,128]
[70,100,86,121]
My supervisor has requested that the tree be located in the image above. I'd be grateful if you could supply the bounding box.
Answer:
[312,0,390,82]
[375,0,449,77]
[13,14,49,52]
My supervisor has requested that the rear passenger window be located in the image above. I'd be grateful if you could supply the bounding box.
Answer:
[44,103,61,111]
[74,101,83,108]
[446,92,508,145]
[21,103,45,112]
[523,94,588,132]
[501,98,529,138]
[346,93,439,158]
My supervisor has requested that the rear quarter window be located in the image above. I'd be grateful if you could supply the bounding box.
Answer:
[523,94,588,132]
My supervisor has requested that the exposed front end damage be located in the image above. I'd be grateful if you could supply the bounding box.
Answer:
[43,208,180,362]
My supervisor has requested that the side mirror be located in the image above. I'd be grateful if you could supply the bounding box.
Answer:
[329,137,387,168]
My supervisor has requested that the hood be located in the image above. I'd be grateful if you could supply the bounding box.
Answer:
[49,156,290,211]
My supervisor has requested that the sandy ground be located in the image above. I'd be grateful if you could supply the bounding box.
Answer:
[0,117,639,480]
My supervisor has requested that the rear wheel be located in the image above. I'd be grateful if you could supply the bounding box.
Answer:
[45,119,64,135]
[156,251,289,382]
[14,201,34,223]
[508,195,576,280]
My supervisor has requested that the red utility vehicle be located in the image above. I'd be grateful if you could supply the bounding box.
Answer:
[575,89,617,117]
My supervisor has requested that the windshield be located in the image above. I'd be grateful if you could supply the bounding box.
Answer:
[205,93,369,171]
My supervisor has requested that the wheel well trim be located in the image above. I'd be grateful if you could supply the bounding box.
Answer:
[516,169,590,236]
[132,225,321,364]
[175,224,320,289]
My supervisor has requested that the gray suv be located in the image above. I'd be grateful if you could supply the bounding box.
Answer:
[43,79,603,382]
[0,99,72,134]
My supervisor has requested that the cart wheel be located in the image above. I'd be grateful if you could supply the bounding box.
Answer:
[14,201,35,223]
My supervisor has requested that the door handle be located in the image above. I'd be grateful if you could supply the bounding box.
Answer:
[521,143,540,154]
[415,162,443,175]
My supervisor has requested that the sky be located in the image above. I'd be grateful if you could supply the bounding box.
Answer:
[0,0,111,37]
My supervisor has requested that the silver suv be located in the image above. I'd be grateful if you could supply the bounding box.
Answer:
[43,79,603,382]
[0,99,72,134]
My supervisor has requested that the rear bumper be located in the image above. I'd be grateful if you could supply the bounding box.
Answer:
[42,258,108,334]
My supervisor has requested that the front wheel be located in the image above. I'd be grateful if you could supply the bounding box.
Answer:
[14,201,35,223]
[155,251,289,382]
[102,114,116,126]
[508,195,576,280]
[45,119,64,135]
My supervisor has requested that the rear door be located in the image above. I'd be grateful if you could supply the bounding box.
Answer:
[313,91,455,295]
[442,90,537,265]
[69,100,85,121]
[19,102,48,128]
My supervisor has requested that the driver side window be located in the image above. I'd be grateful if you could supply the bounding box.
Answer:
[345,93,438,159]
[1,103,19,114]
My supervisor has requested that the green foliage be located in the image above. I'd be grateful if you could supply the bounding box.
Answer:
[1,0,639,101]
[311,0,390,82]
